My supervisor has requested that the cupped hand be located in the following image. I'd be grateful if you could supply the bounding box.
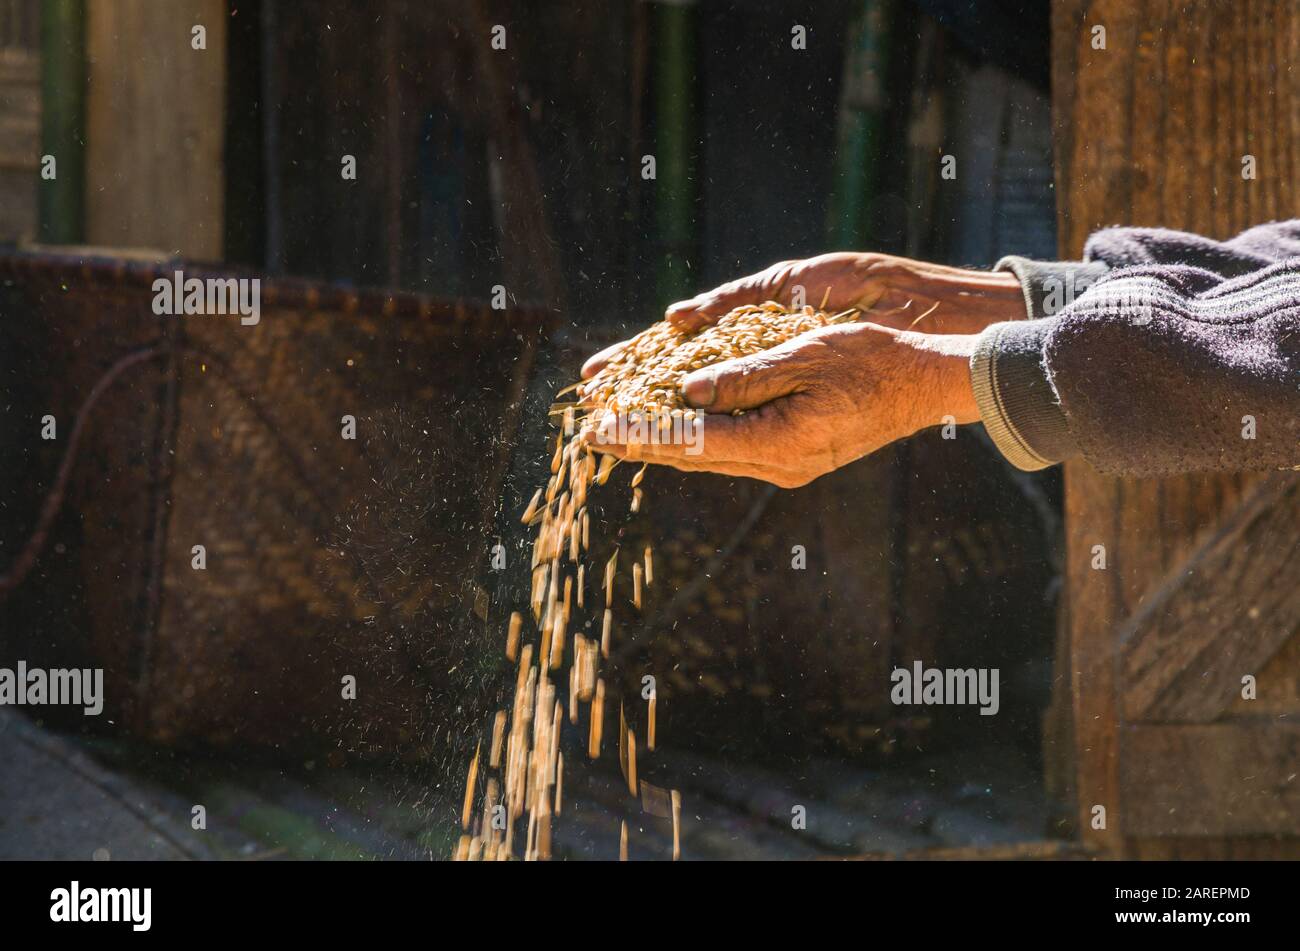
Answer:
[580,322,982,488]
[580,252,1022,379]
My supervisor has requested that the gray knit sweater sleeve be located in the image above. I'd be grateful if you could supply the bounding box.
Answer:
[970,221,1300,475]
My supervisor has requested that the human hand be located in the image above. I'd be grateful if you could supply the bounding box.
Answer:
[580,252,1022,378]
[581,322,981,488]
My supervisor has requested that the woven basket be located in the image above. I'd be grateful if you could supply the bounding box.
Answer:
[0,248,550,756]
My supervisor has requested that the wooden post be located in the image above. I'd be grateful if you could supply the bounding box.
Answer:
[37,0,84,244]
[84,0,226,257]
[1,0,42,243]
[1052,1,1299,857]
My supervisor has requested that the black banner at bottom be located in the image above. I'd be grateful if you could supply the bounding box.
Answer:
[0,858,1286,939]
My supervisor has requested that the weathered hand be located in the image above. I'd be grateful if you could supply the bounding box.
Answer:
[581,322,981,488]
[580,252,1022,379]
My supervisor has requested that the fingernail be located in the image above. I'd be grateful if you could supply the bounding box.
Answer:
[682,369,716,408]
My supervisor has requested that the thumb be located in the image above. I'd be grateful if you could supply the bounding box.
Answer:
[681,343,810,413]
[580,339,628,379]
[665,260,799,330]
[664,292,737,332]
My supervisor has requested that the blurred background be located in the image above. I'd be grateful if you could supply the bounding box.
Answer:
[1,0,1252,861]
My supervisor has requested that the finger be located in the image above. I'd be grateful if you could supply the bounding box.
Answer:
[581,426,802,486]
[680,335,819,413]
[582,403,802,470]
[580,339,630,379]
[664,260,799,330]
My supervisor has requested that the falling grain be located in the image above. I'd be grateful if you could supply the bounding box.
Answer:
[505,611,522,662]
[490,711,507,768]
[576,635,597,699]
[520,487,543,525]
[588,678,605,759]
[461,741,481,830]
[618,701,628,781]
[671,790,682,861]
[597,453,616,485]
[627,727,638,796]
[604,549,617,607]
[548,612,566,670]
[457,301,855,861]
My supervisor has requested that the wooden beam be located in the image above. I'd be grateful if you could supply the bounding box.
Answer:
[1052,0,1300,855]
[0,49,40,170]
[1120,724,1300,837]
[1122,475,1300,722]
[0,47,39,242]
[37,0,84,243]
[84,0,226,257]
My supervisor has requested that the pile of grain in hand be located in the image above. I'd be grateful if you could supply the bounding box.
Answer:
[454,300,856,861]
[582,301,860,418]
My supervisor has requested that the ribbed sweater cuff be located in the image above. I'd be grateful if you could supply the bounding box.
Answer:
[994,256,1111,321]
[970,319,1074,471]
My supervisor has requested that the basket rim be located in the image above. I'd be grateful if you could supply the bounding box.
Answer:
[0,244,557,334]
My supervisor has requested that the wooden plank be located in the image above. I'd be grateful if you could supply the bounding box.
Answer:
[0,44,37,241]
[1122,475,1300,722]
[1130,837,1300,861]
[1119,724,1300,837]
[1052,0,1300,855]
[85,1,226,257]
[0,48,38,171]
[0,0,40,50]
[0,46,39,83]
[849,840,1095,862]
[1230,636,1300,719]
[0,167,35,240]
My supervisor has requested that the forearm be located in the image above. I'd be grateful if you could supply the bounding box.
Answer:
[863,256,1026,335]
[1084,219,1300,274]
[1043,291,1299,475]
[971,253,1300,475]
[993,220,1300,322]
[884,258,1026,334]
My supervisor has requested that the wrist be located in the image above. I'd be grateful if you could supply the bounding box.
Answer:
[862,256,1027,335]
[922,267,1026,334]
[901,331,982,430]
